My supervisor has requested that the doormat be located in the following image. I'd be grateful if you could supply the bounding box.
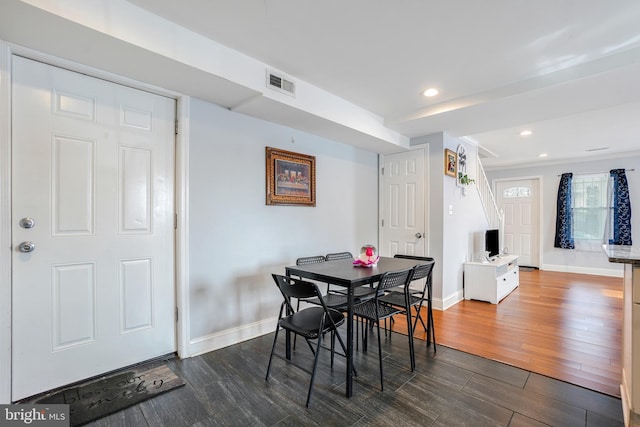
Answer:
[519,266,537,272]
[35,362,184,426]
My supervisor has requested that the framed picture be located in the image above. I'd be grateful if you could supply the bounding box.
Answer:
[266,147,316,206]
[444,149,457,177]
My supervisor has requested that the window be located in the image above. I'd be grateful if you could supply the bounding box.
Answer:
[503,186,531,198]
[572,173,608,250]
[555,170,632,250]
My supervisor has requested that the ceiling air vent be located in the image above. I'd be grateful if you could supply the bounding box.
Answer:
[266,69,296,97]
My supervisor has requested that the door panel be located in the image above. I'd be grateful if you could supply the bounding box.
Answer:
[11,56,176,400]
[381,148,426,257]
[496,179,540,267]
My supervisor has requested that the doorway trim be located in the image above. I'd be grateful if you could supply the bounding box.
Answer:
[492,175,544,269]
[0,42,191,403]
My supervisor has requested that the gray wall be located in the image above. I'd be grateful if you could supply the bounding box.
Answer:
[188,98,379,345]
[486,155,640,275]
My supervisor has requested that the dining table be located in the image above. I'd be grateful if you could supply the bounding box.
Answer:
[285,255,427,397]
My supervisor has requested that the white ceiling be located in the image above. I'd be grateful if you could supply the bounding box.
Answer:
[61,1,640,168]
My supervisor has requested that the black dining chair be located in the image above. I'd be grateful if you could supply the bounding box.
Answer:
[380,256,436,351]
[266,274,349,407]
[352,268,414,391]
[295,256,349,310]
[325,252,377,300]
[292,256,348,352]
[325,251,354,261]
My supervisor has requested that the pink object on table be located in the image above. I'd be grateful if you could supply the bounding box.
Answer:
[353,245,379,267]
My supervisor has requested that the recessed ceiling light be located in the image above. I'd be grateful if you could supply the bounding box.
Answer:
[539,153,548,157]
[520,130,532,136]
[423,88,439,97]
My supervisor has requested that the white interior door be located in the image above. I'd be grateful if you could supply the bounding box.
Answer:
[380,147,426,257]
[496,178,540,268]
[11,56,176,400]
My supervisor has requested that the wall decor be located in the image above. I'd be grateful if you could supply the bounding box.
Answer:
[444,149,457,177]
[456,144,468,185]
[266,147,316,206]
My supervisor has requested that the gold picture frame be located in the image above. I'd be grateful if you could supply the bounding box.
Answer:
[444,149,457,177]
[266,147,316,206]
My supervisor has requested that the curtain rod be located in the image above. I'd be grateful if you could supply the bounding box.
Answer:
[557,168,634,177]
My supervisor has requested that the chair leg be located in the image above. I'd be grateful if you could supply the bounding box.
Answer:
[412,304,428,333]
[429,300,436,352]
[293,300,299,351]
[406,309,415,371]
[376,320,384,391]
[330,330,335,368]
[306,332,323,407]
[425,289,437,352]
[356,315,360,351]
[331,325,358,377]
[265,326,281,381]
[364,319,370,352]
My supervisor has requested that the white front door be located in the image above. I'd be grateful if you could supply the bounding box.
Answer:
[11,56,176,400]
[496,178,540,268]
[380,147,426,257]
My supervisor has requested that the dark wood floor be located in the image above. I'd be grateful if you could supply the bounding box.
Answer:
[400,269,623,398]
[85,323,623,425]
[79,268,624,426]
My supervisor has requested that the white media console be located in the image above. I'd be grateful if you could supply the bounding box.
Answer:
[464,255,519,304]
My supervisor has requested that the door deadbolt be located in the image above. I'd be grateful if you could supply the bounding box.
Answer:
[18,242,35,253]
[19,217,35,229]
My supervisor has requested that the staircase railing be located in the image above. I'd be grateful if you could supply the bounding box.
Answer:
[476,154,504,230]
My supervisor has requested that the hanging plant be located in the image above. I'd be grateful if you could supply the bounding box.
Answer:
[458,173,475,185]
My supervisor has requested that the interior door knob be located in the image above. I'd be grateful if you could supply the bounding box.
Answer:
[18,241,35,253]
[415,233,423,239]
[19,217,35,229]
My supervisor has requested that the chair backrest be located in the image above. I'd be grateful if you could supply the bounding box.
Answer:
[376,268,413,294]
[411,260,435,282]
[296,255,326,266]
[272,274,320,311]
[394,254,435,262]
[271,274,340,332]
[325,252,353,261]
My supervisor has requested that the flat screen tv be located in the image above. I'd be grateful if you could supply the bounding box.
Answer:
[485,229,500,258]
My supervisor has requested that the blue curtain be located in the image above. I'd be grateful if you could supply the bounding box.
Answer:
[554,173,575,249]
[607,169,632,245]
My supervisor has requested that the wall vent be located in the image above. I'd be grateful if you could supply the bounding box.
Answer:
[266,69,296,97]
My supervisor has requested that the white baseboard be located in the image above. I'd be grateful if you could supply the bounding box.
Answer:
[434,290,464,311]
[185,292,466,357]
[541,263,623,278]
[187,317,276,358]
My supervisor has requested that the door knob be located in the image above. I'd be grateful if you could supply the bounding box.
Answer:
[19,217,35,229]
[18,241,35,253]
[415,233,423,239]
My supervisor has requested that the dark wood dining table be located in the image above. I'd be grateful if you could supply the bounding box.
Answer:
[285,256,426,397]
